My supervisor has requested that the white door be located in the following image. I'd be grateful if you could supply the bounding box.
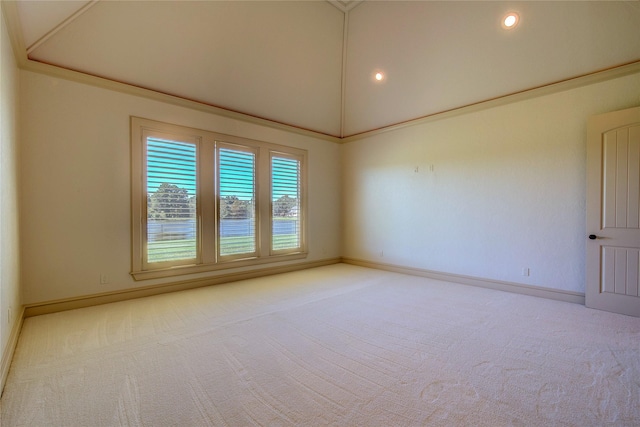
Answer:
[586,106,640,317]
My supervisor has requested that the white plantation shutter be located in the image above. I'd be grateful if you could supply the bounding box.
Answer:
[271,155,301,251]
[146,137,197,264]
[218,147,256,257]
[132,117,307,279]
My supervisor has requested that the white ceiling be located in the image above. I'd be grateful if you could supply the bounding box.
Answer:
[8,0,640,138]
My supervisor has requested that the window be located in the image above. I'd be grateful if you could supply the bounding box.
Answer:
[131,117,307,280]
[271,154,302,253]
[145,136,198,267]
[218,145,257,258]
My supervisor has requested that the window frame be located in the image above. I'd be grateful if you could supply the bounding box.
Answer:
[216,142,259,262]
[131,117,307,280]
[270,150,306,256]
[142,131,201,270]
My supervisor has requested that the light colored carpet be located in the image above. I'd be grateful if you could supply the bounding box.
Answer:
[2,264,639,426]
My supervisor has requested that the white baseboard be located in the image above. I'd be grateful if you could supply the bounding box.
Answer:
[24,258,342,318]
[342,257,585,305]
[1,306,25,397]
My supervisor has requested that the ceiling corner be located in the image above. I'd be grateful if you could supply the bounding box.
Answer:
[1,0,28,67]
[327,0,364,14]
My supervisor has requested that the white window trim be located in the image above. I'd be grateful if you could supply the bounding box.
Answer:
[131,117,307,280]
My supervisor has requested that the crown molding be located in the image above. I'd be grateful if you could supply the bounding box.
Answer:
[4,0,638,144]
[26,0,99,54]
[26,59,343,143]
[1,0,28,68]
[341,60,640,142]
[2,0,341,144]
[328,0,364,13]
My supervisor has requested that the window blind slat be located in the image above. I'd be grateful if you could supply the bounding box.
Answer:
[272,156,301,251]
[146,138,197,264]
[219,148,256,256]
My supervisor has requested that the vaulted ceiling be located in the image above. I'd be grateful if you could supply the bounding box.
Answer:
[6,1,640,138]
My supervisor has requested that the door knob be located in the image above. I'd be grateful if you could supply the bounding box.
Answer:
[588,234,598,240]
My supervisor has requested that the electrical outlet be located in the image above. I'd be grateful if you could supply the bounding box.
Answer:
[100,274,109,284]
[522,267,530,277]
[8,307,12,324]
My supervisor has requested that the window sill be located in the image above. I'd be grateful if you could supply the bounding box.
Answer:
[131,252,308,281]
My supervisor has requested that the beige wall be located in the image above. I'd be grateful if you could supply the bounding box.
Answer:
[20,71,342,304]
[342,72,640,293]
[0,5,22,365]
[11,41,640,305]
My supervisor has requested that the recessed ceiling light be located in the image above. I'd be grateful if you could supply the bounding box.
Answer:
[502,13,519,29]
[373,71,385,82]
